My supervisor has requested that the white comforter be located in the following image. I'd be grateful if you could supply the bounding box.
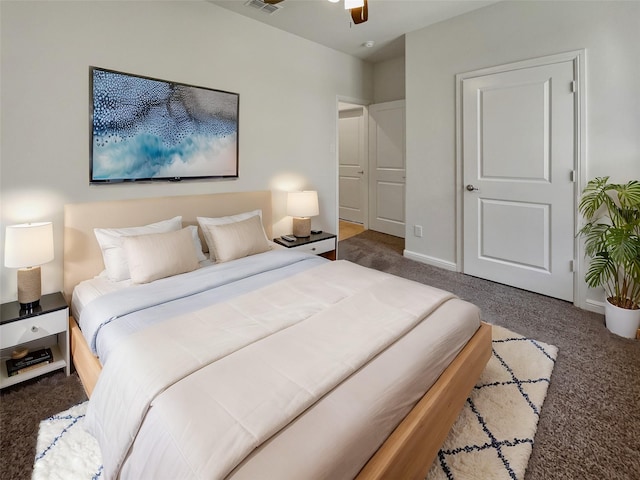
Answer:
[85,260,457,480]
[78,250,325,363]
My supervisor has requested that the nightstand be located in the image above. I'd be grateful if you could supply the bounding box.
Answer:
[274,232,337,260]
[0,292,70,389]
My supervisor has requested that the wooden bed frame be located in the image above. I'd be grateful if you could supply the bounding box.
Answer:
[64,191,491,480]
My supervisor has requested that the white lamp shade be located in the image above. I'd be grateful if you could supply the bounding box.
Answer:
[4,222,54,268]
[345,0,364,9]
[287,191,319,218]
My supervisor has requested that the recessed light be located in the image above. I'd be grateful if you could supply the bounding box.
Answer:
[363,40,375,48]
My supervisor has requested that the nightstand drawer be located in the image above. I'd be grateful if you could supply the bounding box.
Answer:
[294,238,335,255]
[0,308,67,349]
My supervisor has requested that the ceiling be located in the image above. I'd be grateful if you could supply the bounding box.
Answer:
[209,0,498,63]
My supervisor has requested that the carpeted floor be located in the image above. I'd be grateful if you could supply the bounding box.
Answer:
[339,230,640,480]
[1,230,638,480]
[0,371,87,480]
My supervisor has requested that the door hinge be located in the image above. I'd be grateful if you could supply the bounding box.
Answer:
[570,260,575,273]
[570,170,576,183]
[570,81,577,93]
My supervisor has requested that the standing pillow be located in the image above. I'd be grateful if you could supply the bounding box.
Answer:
[197,210,267,261]
[205,215,271,263]
[94,216,182,282]
[123,228,200,284]
[186,225,207,263]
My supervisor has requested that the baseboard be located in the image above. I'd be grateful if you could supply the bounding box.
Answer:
[583,298,605,315]
[403,250,458,272]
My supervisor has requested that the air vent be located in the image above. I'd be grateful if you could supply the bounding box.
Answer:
[244,0,283,14]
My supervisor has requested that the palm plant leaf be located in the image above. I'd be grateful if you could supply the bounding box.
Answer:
[584,254,616,291]
[578,176,616,219]
[613,180,640,209]
[605,226,639,265]
[579,222,610,258]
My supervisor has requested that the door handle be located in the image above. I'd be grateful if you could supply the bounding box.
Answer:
[357,170,364,174]
[466,184,479,192]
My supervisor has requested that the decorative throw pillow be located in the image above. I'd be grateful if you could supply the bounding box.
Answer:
[123,227,200,284]
[197,210,267,260]
[94,216,183,282]
[205,215,271,263]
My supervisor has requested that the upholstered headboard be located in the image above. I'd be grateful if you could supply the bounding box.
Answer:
[63,191,272,301]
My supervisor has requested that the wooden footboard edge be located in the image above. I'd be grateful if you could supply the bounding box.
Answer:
[356,322,493,480]
[69,316,101,398]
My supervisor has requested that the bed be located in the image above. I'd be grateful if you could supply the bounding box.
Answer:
[63,191,491,480]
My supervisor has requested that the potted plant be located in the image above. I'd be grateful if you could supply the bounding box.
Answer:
[579,176,640,338]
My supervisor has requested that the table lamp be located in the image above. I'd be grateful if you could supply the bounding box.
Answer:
[287,191,319,238]
[4,222,54,310]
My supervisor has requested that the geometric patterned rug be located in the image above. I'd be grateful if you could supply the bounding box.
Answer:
[426,325,558,480]
[32,325,557,480]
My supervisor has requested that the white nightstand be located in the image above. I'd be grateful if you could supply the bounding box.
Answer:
[0,292,70,389]
[274,232,337,260]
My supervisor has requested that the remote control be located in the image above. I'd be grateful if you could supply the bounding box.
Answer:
[281,235,296,242]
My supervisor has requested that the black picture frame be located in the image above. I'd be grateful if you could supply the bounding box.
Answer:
[90,67,239,184]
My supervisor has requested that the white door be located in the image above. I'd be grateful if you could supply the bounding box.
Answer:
[339,107,366,224]
[462,60,576,301]
[369,100,405,238]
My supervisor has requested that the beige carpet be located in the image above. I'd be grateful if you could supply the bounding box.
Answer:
[33,325,556,480]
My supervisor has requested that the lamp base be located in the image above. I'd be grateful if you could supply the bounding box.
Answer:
[19,300,41,313]
[17,266,42,308]
[292,217,311,238]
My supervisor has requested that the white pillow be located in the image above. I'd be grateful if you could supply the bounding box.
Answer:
[186,225,207,263]
[94,216,182,282]
[123,228,200,284]
[197,210,268,260]
[205,215,271,263]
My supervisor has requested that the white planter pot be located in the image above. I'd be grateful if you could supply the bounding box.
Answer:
[604,298,640,339]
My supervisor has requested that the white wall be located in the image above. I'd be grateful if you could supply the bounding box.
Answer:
[405,0,640,308]
[372,56,405,103]
[0,0,372,303]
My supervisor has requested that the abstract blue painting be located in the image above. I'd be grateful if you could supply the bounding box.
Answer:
[90,67,239,183]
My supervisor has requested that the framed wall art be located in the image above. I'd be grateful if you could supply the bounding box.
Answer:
[90,67,239,183]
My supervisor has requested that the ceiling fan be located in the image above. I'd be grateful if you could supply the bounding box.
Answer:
[346,0,368,24]
[262,0,369,25]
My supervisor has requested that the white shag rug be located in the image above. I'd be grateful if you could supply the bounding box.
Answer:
[426,325,558,480]
[33,325,557,480]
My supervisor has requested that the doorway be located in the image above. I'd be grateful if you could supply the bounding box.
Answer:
[456,51,585,302]
[337,99,407,242]
[338,104,368,226]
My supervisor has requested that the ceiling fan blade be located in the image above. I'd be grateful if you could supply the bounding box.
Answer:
[263,0,284,4]
[350,0,368,24]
